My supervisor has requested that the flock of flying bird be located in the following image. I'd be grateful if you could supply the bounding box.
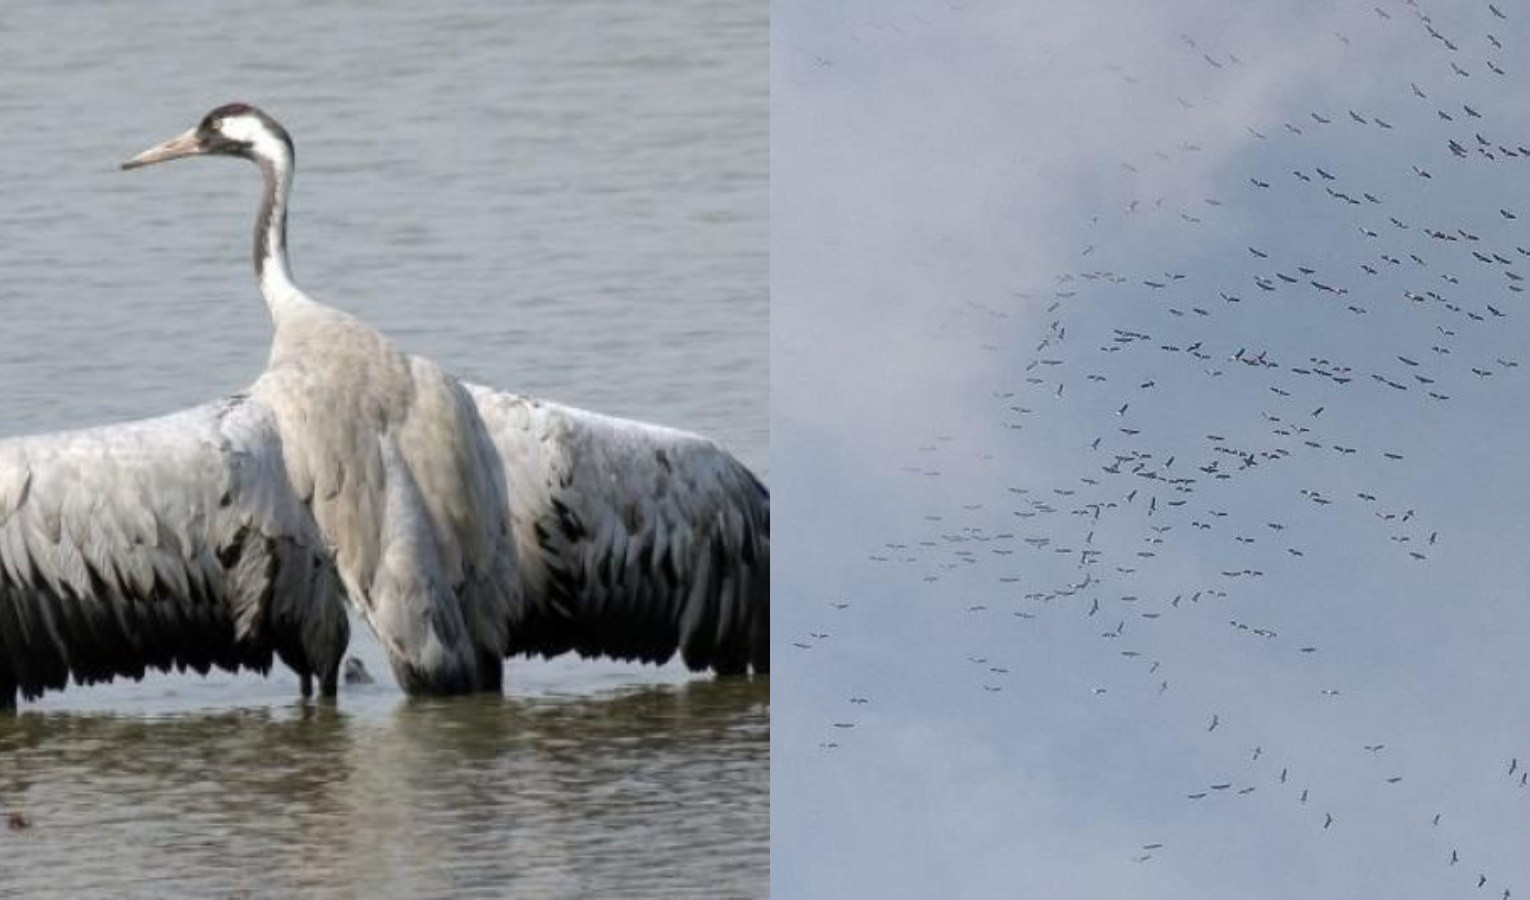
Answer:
[800,0,1530,895]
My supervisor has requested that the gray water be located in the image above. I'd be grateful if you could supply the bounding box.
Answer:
[0,2,766,896]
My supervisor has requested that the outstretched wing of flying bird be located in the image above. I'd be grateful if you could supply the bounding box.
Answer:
[0,396,347,705]
[468,387,769,675]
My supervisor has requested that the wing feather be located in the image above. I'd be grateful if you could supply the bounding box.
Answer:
[467,386,768,675]
[0,396,347,706]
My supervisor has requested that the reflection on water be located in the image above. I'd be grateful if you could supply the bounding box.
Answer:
[0,679,768,898]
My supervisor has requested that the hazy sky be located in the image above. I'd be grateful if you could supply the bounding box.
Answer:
[775,1,1530,896]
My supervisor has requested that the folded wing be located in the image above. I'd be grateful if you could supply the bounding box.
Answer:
[468,387,768,675]
[0,395,347,706]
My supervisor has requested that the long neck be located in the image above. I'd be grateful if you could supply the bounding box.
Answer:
[255,150,300,311]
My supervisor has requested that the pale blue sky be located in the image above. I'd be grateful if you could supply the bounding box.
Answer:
[776,1,1530,896]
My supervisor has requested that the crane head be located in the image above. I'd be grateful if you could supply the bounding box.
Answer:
[122,103,292,171]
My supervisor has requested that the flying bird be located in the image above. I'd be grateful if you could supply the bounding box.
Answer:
[0,105,769,709]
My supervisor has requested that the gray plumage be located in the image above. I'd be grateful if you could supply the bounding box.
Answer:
[0,104,767,708]
[470,388,769,675]
[0,397,348,704]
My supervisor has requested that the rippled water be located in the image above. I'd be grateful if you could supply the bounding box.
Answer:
[0,1,766,896]
[0,683,767,898]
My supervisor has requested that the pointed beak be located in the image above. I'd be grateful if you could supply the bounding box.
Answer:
[120,127,205,170]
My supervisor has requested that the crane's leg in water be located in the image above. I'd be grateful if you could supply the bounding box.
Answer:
[0,671,13,712]
[319,660,339,699]
[476,650,503,694]
[299,672,313,698]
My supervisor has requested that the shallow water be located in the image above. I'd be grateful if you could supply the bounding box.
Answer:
[0,1,766,896]
[0,682,767,898]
